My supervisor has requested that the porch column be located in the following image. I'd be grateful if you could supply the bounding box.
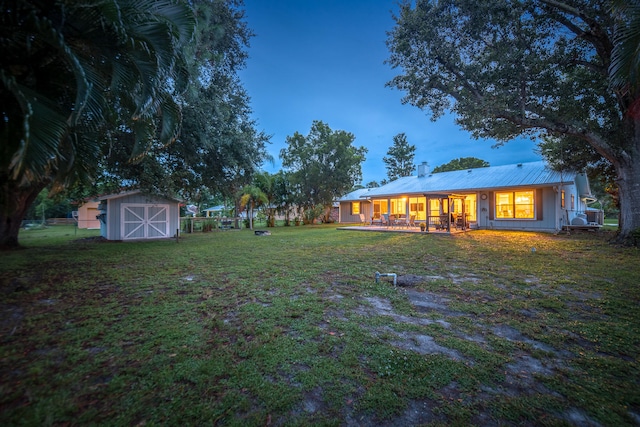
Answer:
[425,195,430,232]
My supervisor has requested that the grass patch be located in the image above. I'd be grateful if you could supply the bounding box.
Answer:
[1,225,639,425]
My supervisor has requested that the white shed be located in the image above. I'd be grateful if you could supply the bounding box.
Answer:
[98,190,181,240]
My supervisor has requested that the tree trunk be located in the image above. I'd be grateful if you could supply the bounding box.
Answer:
[609,109,640,245]
[614,156,640,245]
[0,178,46,249]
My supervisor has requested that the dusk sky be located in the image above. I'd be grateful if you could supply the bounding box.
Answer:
[238,0,542,185]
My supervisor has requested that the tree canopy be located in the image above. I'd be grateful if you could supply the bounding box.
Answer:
[96,0,270,202]
[280,121,367,222]
[383,133,416,181]
[387,0,640,244]
[1,0,195,248]
[432,157,490,173]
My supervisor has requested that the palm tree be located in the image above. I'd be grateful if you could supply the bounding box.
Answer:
[0,0,195,248]
[254,172,278,227]
[238,185,268,231]
[610,0,640,94]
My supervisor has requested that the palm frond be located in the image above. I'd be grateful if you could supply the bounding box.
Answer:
[1,71,67,184]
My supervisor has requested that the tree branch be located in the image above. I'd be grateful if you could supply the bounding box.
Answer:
[495,111,626,165]
[539,0,614,64]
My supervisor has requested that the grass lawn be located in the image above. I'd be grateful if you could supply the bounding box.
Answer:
[1,225,639,426]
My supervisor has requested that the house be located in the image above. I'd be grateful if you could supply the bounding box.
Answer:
[97,190,181,240]
[76,200,101,229]
[337,161,601,233]
[203,205,233,218]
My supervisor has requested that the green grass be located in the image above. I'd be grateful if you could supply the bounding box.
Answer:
[1,225,639,426]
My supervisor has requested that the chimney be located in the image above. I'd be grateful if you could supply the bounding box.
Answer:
[418,161,429,177]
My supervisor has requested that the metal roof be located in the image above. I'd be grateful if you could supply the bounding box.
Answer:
[98,189,183,203]
[336,187,374,202]
[362,161,572,198]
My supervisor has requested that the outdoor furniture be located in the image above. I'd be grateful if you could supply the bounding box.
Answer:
[220,218,233,230]
[437,214,449,230]
[388,214,396,228]
[359,213,367,225]
[382,214,390,227]
[408,215,416,227]
[455,214,469,230]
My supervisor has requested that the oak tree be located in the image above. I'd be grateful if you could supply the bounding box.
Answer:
[280,121,367,223]
[387,0,640,244]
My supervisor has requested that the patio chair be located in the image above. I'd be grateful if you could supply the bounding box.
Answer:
[382,214,390,227]
[388,214,396,228]
[359,213,367,225]
[408,215,416,227]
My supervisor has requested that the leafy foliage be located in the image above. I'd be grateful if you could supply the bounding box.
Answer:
[280,121,367,222]
[609,0,640,93]
[432,157,489,173]
[383,133,416,181]
[97,0,270,202]
[0,0,195,248]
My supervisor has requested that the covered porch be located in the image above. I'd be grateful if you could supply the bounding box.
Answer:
[360,193,473,233]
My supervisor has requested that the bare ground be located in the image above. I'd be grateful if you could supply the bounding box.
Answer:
[299,273,622,427]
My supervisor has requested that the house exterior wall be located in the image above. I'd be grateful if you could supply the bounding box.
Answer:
[341,186,582,232]
[339,200,372,223]
[337,162,596,233]
[481,187,558,232]
[100,193,179,240]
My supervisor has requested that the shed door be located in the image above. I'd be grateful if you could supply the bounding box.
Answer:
[121,204,169,240]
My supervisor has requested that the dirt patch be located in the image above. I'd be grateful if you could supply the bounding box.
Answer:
[0,304,24,337]
[386,329,465,360]
[355,297,449,328]
[342,278,607,426]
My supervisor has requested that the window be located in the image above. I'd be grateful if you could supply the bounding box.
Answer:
[429,199,446,218]
[464,194,477,222]
[561,190,565,209]
[373,200,387,219]
[351,202,360,215]
[571,194,575,210]
[390,198,407,215]
[495,190,535,219]
[409,197,426,220]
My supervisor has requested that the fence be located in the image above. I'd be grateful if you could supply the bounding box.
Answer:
[180,217,243,233]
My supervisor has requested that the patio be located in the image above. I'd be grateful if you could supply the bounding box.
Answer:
[336,224,469,234]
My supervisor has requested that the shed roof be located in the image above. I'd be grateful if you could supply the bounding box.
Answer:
[99,189,182,203]
[363,161,571,198]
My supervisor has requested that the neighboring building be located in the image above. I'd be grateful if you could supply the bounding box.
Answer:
[337,161,601,233]
[203,205,231,218]
[97,190,181,240]
[76,200,101,229]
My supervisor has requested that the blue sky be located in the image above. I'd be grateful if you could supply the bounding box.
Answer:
[238,0,542,185]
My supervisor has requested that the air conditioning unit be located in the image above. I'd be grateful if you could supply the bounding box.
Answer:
[571,215,587,226]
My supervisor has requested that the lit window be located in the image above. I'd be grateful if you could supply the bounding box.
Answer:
[351,202,360,215]
[373,200,387,219]
[495,191,535,219]
[561,191,565,209]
